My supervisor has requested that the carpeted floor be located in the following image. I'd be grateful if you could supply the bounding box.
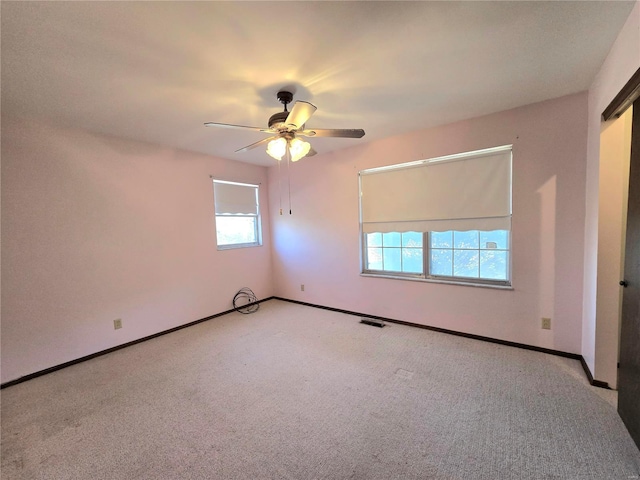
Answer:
[2,299,639,479]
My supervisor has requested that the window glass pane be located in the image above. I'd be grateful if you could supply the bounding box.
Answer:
[402,231,422,247]
[383,248,401,272]
[480,230,509,250]
[453,250,479,278]
[402,248,423,274]
[454,231,479,249]
[480,251,508,280]
[362,228,510,283]
[382,232,401,247]
[367,232,382,248]
[216,216,257,245]
[430,249,453,276]
[431,231,452,248]
[367,247,383,270]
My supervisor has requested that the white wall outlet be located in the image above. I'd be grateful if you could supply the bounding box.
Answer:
[301,284,305,291]
[541,317,551,330]
[114,319,123,330]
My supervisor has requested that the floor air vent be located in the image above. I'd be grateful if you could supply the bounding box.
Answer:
[360,318,385,328]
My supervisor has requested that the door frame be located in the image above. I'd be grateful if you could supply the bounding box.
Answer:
[602,67,640,450]
[602,67,640,121]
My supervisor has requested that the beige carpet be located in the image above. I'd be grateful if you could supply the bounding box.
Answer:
[2,299,639,479]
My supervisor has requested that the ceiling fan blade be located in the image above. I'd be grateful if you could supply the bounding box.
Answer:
[285,101,317,130]
[204,122,271,133]
[298,128,365,138]
[306,147,318,157]
[235,136,278,153]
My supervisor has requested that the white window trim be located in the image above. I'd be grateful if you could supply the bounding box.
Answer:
[215,221,262,250]
[359,272,514,290]
[359,230,512,288]
[358,146,513,288]
[212,179,262,250]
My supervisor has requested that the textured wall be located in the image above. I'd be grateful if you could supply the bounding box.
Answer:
[1,117,273,383]
[269,92,588,355]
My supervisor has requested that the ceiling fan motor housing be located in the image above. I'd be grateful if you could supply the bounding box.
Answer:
[268,111,289,129]
[269,91,295,130]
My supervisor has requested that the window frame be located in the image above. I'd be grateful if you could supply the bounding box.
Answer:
[358,145,513,288]
[425,230,511,287]
[361,230,512,287]
[212,180,262,250]
[362,231,425,278]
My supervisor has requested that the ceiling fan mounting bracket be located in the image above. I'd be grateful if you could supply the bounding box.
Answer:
[276,91,293,107]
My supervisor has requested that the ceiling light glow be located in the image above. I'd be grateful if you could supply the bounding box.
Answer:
[266,137,287,160]
[289,138,311,162]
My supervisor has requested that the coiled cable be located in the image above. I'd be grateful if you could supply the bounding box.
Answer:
[232,287,259,314]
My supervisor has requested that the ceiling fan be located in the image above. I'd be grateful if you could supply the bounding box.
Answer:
[204,91,365,162]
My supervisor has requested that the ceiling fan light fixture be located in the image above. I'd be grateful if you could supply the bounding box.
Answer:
[289,137,311,162]
[266,137,287,160]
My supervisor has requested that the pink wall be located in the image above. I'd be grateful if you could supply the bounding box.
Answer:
[1,117,273,383]
[269,92,588,355]
[584,1,639,385]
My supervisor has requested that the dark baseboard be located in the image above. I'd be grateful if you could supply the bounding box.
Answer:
[0,297,275,390]
[579,356,611,389]
[2,295,611,391]
[593,378,611,389]
[273,296,611,389]
[580,356,595,384]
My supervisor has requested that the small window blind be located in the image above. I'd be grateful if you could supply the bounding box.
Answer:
[213,180,259,215]
[359,146,512,233]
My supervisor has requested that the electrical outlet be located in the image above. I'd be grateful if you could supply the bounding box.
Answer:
[114,319,123,330]
[301,284,305,292]
[541,317,551,330]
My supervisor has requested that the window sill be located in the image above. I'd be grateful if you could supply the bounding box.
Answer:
[359,272,513,290]
[217,243,262,251]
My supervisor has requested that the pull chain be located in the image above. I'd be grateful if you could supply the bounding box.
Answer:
[287,148,292,214]
[278,157,282,215]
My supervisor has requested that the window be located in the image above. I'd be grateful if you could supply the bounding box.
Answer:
[359,146,512,286]
[365,232,423,274]
[430,230,509,281]
[363,230,509,284]
[212,180,261,249]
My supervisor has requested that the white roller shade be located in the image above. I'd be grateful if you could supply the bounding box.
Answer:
[213,180,259,215]
[360,146,511,233]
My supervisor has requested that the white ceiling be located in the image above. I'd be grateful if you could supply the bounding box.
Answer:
[1,1,635,166]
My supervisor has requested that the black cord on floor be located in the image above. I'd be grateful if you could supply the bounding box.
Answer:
[232,287,259,314]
